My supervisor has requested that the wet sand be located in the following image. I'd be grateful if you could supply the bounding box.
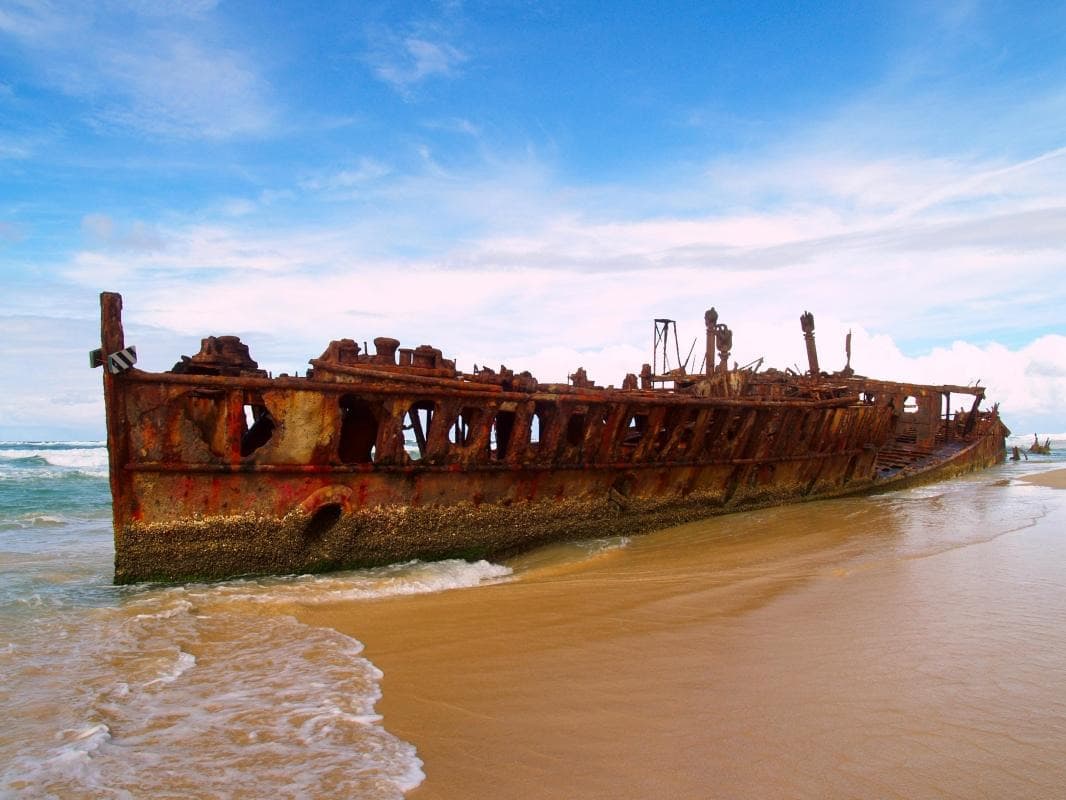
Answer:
[297,477,1066,799]
[1020,467,1066,489]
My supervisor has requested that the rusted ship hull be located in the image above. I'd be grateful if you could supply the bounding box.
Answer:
[96,293,1008,583]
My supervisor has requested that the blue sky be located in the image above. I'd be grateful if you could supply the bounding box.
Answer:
[1,0,1064,439]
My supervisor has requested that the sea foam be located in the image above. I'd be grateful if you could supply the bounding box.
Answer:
[2,595,425,799]
[185,557,513,606]
[0,440,519,798]
[0,444,109,478]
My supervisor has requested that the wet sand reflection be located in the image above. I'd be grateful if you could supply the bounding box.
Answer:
[298,469,1066,799]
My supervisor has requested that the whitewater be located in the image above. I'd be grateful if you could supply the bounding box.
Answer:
[0,441,513,798]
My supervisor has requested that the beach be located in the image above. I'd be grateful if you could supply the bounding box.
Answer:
[1020,467,1066,489]
[299,463,1066,799]
[3,443,1066,797]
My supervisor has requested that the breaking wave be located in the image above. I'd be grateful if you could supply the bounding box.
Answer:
[0,442,109,479]
[187,558,513,606]
[0,442,110,524]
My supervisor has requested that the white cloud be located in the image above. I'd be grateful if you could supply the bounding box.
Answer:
[220,198,257,217]
[704,145,1066,225]
[59,131,1065,361]
[300,159,392,192]
[0,1,77,41]
[55,203,1060,427]
[0,2,275,139]
[90,36,275,139]
[80,214,165,253]
[0,314,107,439]
[21,217,1066,437]
[365,23,468,94]
[402,37,465,78]
[10,82,1066,436]
[421,117,481,137]
[81,213,115,242]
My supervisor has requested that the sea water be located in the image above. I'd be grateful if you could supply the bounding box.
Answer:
[0,442,513,798]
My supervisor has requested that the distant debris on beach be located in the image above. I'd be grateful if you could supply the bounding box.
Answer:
[1014,434,1054,461]
[1030,434,1052,455]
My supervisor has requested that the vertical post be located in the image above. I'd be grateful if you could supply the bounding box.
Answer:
[672,320,682,373]
[101,292,125,354]
[715,324,732,374]
[800,311,820,376]
[653,319,676,375]
[653,324,658,375]
[640,363,652,389]
[963,393,983,436]
[99,292,132,539]
[704,308,718,377]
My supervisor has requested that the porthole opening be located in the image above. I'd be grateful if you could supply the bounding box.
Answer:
[305,503,342,541]
[241,403,275,457]
[529,411,542,445]
[622,413,647,447]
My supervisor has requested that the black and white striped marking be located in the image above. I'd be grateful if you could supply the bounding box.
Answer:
[107,346,137,374]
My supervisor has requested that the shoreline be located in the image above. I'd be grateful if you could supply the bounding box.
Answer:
[292,468,1066,799]
[1019,467,1066,489]
[294,515,857,799]
[298,579,760,799]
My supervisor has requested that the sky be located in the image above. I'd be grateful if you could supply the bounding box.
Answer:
[1,0,1064,440]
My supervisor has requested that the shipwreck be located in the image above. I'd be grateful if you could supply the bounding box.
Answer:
[93,293,1009,583]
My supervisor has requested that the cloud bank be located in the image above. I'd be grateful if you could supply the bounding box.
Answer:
[1,1,1063,439]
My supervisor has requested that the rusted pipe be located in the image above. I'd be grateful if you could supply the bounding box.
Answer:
[705,308,718,376]
[800,311,820,376]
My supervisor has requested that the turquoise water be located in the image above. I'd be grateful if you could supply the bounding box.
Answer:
[0,442,511,798]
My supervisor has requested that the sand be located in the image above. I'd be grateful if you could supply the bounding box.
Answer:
[295,483,1066,799]
[298,557,732,799]
[295,514,858,800]
[1019,467,1066,489]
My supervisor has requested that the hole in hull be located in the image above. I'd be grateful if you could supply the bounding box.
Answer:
[492,410,516,459]
[339,394,378,463]
[240,403,275,457]
[305,503,342,541]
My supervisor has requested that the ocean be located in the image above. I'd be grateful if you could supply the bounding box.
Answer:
[2,436,1065,798]
[0,442,504,798]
